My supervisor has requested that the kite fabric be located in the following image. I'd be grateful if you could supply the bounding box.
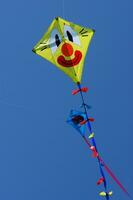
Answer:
[32,17,131,199]
[32,17,94,83]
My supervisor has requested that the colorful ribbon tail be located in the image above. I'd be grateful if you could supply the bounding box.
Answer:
[99,156,132,199]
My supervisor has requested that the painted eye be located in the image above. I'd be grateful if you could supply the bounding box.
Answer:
[55,34,61,47]
[64,25,80,45]
[66,31,73,42]
[50,29,62,53]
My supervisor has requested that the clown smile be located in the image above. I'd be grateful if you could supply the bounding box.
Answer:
[57,50,82,67]
[57,43,82,67]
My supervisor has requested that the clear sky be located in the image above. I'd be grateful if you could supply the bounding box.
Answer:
[0,0,133,200]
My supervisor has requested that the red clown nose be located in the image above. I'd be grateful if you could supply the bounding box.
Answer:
[61,43,74,57]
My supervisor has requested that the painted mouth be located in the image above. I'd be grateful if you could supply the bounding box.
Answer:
[57,50,82,67]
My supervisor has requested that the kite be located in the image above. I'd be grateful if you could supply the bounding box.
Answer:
[32,17,131,199]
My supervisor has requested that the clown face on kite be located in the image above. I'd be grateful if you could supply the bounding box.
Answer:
[32,17,131,200]
[32,17,94,83]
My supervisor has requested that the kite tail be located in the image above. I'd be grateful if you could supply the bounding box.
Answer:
[77,82,131,199]
[83,134,131,199]
[82,136,109,200]
[77,82,109,199]
[83,135,108,191]
[99,156,132,199]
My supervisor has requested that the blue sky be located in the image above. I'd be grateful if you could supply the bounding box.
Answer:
[0,0,133,200]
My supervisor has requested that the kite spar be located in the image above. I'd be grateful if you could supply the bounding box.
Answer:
[32,17,131,199]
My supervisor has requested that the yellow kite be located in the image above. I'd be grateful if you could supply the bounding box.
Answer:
[32,17,131,200]
[32,17,94,83]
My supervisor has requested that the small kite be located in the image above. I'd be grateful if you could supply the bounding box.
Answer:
[32,17,131,199]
